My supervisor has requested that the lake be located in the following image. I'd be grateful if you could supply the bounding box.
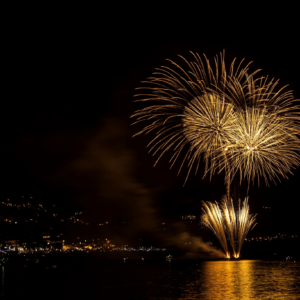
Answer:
[1,257,299,299]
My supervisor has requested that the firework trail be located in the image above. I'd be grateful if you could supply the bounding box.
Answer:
[222,197,237,257]
[235,197,257,257]
[201,200,230,258]
[201,197,256,258]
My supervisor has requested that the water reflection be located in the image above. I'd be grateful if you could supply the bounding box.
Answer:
[180,260,300,299]
[202,260,254,299]
[0,259,299,299]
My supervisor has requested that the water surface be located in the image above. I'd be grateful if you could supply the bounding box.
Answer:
[1,259,299,299]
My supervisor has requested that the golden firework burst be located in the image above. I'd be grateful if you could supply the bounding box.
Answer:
[182,93,236,182]
[214,100,300,188]
[131,51,300,187]
[131,51,262,184]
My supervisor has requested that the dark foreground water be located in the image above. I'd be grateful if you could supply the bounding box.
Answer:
[1,257,299,299]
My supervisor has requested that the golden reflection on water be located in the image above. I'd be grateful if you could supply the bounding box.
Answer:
[181,260,300,299]
[202,260,254,299]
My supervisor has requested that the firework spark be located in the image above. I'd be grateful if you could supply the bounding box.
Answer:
[201,197,256,258]
[214,72,300,187]
[182,93,236,182]
[201,200,230,258]
[131,51,261,184]
[235,198,257,257]
[213,95,300,188]
[131,51,300,187]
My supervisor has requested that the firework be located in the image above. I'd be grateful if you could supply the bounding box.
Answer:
[131,51,300,188]
[131,51,260,184]
[132,52,299,258]
[201,197,256,258]
[201,200,230,258]
[216,71,300,187]
[214,83,300,188]
[182,93,236,182]
[235,197,257,257]
[225,106,299,187]
[222,197,237,258]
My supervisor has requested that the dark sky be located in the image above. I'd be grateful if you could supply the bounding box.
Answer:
[2,5,300,245]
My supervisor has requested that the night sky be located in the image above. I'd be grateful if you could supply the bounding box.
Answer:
[2,5,299,246]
